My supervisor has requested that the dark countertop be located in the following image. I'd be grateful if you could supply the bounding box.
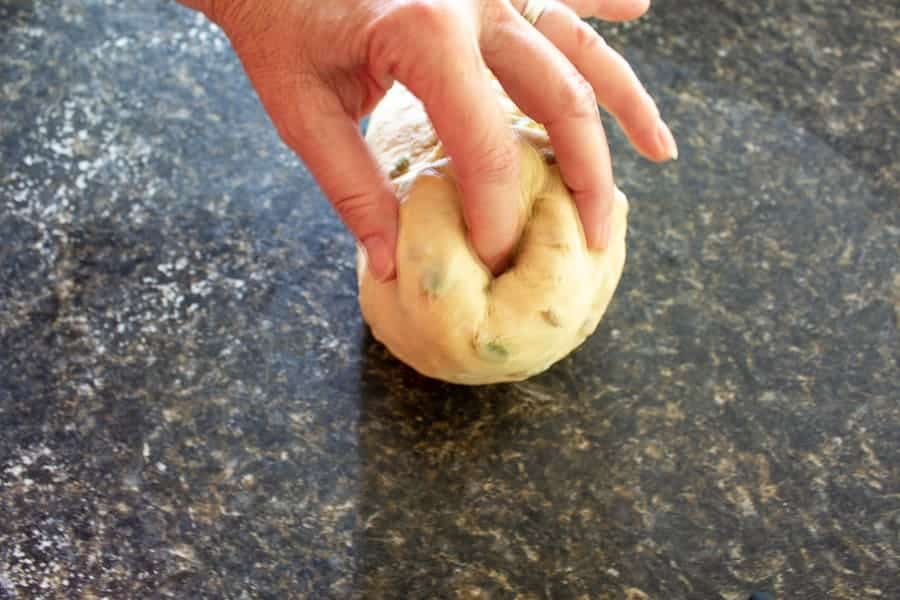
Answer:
[1,1,897,598]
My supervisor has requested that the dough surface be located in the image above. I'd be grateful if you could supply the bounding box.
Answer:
[358,79,629,385]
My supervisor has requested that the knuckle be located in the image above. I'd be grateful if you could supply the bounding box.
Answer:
[369,0,457,77]
[483,1,515,30]
[389,0,455,37]
[266,76,324,149]
[461,136,519,184]
[557,73,598,120]
[574,21,606,53]
[272,109,313,152]
[332,191,377,230]
[275,123,304,153]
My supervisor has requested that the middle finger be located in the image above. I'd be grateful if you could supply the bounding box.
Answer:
[524,0,678,161]
[483,1,615,250]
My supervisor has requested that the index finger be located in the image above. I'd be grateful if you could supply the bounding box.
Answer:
[564,0,650,20]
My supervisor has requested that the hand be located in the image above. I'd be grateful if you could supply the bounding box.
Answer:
[180,0,677,279]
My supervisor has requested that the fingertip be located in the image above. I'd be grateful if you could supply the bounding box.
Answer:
[570,178,615,251]
[466,195,522,275]
[634,0,652,18]
[610,0,651,21]
[583,212,611,251]
[633,117,678,163]
[577,0,650,21]
[360,234,396,282]
[656,118,679,160]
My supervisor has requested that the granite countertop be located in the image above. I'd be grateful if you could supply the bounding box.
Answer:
[1,1,897,598]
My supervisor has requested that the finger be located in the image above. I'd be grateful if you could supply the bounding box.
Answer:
[484,6,615,250]
[369,3,523,274]
[258,73,399,281]
[533,2,677,162]
[561,0,650,20]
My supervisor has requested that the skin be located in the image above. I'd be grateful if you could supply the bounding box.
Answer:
[177,0,677,279]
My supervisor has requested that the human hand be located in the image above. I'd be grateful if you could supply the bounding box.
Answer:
[180,0,677,279]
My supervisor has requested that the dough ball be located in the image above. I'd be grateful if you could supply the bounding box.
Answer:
[358,80,629,385]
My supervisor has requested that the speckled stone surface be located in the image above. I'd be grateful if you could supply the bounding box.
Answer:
[1,0,897,598]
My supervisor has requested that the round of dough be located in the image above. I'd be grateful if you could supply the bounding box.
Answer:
[358,80,629,385]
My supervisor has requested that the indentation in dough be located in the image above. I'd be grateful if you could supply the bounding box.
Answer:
[541,308,563,328]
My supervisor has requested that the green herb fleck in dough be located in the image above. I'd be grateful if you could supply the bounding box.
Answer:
[421,268,443,295]
[390,156,410,178]
[482,340,509,362]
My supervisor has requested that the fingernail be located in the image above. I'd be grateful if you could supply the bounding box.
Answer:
[656,118,679,160]
[361,235,393,282]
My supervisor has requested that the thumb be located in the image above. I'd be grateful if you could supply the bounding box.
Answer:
[261,76,399,281]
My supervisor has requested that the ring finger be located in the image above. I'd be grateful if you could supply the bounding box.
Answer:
[510,0,677,162]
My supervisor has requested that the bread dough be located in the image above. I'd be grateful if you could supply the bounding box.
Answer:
[358,79,629,385]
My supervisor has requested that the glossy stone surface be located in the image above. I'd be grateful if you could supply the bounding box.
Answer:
[1,1,897,598]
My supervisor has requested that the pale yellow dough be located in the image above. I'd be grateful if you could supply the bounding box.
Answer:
[358,79,629,385]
